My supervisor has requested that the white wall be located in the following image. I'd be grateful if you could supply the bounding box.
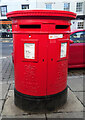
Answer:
[0,0,37,19]
[36,0,85,15]
[71,20,85,31]
[36,0,63,10]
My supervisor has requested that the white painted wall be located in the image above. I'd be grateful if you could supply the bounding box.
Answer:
[36,0,84,14]
[0,0,37,19]
[71,20,85,32]
[36,0,63,10]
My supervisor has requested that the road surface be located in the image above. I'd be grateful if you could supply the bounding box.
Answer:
[0,38,13,59]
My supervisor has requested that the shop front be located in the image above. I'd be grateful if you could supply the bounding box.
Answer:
[0,19,12,38]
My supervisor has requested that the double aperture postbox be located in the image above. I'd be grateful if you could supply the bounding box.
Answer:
[7,10,76,112]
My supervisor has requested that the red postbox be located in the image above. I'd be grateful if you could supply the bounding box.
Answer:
[7,10,76,112]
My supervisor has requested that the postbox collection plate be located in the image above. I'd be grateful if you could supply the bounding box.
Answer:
[60,43,67,58]
[24,43,35,59]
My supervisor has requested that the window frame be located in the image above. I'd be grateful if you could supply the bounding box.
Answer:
[0,5,7,16]
[76,2,83,12]
[77,22,84,29]
[46,3,52,10]
[22,4,29,10]
[70,31,85,43]
[64,3,70,11]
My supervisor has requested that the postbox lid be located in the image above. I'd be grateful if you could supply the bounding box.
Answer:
[7,10,76,20]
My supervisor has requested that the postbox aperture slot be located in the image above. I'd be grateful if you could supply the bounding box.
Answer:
[20,25,41,29]
[56,25,69,29]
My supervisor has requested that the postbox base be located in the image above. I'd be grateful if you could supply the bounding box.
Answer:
[14,87,67,113]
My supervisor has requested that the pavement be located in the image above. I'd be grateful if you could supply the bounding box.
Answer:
[0,56,85,119]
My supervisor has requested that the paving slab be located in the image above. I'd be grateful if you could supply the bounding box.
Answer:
[2,90,46,118]
[2,115,46,119]
[9,83,14,90]
[55,89,83,113]
[0,75,2,82]
[0,62,2,74]
[46,112,83,118]
[2,88,83,118]
[0,100,4,114]
[67,76,83,92]
[0,83,10,100]
[47,89,84,118]
[74,92,84,106]
[2,90,29,116]
[0,117,2,120]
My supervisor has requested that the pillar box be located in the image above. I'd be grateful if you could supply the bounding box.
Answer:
[7,10,76,113]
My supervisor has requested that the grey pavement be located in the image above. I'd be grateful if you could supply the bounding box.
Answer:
[0,56,84,119]
[67,76,83,91]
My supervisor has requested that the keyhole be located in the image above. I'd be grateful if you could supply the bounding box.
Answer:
[51,58,53,61]
[42,59,44,62]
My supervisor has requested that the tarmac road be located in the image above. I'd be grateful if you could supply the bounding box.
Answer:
[0,38,13,58]
[2,42,13,57]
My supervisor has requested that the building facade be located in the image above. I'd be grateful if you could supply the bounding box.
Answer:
[36,0,85,31]
[0,0,85,36]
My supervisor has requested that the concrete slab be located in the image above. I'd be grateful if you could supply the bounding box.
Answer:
[2,89,83,118]
[55,89,83,113]
[0,100,4,114]
[2,90,29,116]
[2,115,46,119]
[2,90,46,118]
[9,83,14,90]
[0,83,10,100]
[67,76,83,92]
[47,89,84,118]
[46,112,83,118]
[74,92,84,106]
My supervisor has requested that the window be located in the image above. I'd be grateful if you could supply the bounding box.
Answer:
[76,2,83,12]
[0,22,12,38]
[64,3,70,11]
[46,4,52,9]
[0,6,7,16]
[22,5,29,10]
[77,22,84,29]
[70,31,85,43]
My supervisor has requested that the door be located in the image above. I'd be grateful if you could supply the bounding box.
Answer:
[47,35,69,95]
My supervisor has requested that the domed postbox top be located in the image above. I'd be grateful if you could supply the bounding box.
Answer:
[7,10,76,20]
